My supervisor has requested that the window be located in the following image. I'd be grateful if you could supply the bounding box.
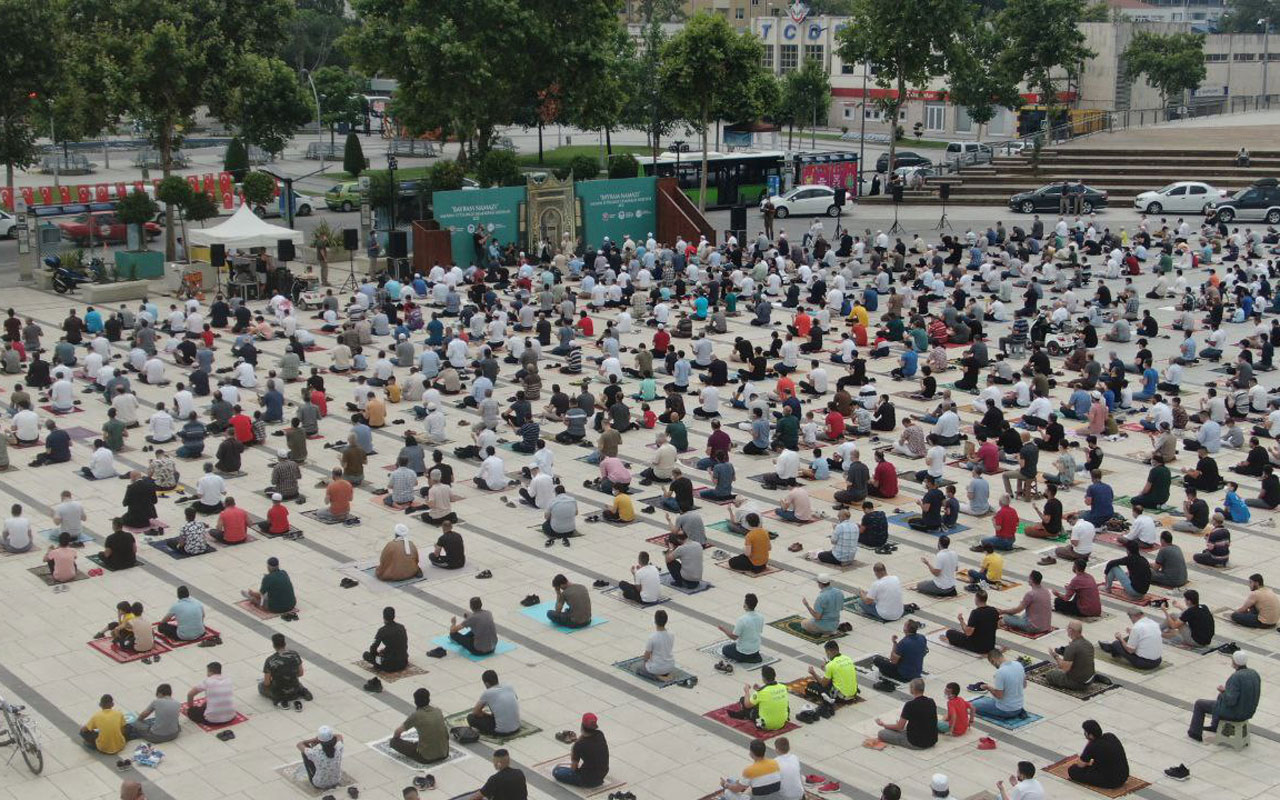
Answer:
[841,61,855,74]
[761,46,774,70]
[955,106,973,133]
[864,108,883,121]
[1234,52,1256,62]
[779,44,798,72]
[1188,184,1207,196]
[843,107,854,119]
[804,44,824,67]
[924,103,946,131]
[1167,185,1187,196]
[1270,52,1280,61]
[1204,53,1227,62]
[735,7,744,18]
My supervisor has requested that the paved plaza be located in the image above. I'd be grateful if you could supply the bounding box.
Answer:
[0,219,1277,800]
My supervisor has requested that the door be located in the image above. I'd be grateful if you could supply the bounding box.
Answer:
[1186,184,1209,212]
[1164,184,1188,212]
[1036,185,1061,210]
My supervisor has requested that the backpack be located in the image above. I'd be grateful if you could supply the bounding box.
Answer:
[450,726,480,744]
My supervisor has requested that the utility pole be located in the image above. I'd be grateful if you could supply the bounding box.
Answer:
[387,154,398,232]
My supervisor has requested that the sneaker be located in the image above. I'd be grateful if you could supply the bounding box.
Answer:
[1037,556,1057,566]
[872,679,896,692]
[977,736,996,750]
[475,569,493,579]
[339,577,359,589]
[805,775,826,785]
[592,579,611,588]
[520,594,541,607]
[426,647,448,659]
[714,661,734,674]
[362,677,382,693]
[1164,764,1190,780]
[817,782,841,794]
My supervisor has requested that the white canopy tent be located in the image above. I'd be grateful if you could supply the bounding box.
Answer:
[188,203,305,250]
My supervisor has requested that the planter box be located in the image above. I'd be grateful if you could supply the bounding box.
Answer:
[82,280,152,303]
[114,250,165,281]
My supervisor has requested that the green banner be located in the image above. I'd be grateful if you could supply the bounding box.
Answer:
[576,177,657,249]
[432,186,526,265]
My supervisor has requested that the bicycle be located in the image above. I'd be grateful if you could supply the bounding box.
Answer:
[0,695,43,775]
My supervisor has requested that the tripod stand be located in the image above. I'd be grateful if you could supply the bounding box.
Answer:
[934,190,953,231]
[887,193,905,236]
[338,250,360,293]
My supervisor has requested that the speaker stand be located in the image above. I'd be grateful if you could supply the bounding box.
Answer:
[934,197,952,231]
[338,252,360,293]
[887,200,905,236]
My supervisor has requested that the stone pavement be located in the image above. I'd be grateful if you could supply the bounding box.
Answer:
[0,242,1277,800]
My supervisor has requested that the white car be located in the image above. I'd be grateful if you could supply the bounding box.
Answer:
[256,193,319,218]
[0,210,15,238]
[761,184,848,218]
[1133,181,1227,215]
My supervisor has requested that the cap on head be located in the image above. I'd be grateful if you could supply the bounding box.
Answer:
[581,712,598,730]
[317,725,334,742]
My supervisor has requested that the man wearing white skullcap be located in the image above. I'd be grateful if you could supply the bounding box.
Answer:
[376,523,421,582]
[1186,649,1261,742]
[297,724,345,789]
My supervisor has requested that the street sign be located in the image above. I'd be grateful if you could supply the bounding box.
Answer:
[358,176,371,191]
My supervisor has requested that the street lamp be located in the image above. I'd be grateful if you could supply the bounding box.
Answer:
[1260,19,1271,106]
[387,154,398,232]
[301,68,324,163]
[46,99,58,189]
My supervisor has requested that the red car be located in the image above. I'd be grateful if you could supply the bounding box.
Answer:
[58,212,161,245]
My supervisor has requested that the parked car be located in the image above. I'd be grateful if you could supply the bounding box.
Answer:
[325,181,362,211]
[57,212,161,245]
[1133,181,1227,215]
[942,142,993,166]
[256,192,318,218]
[1007,183,1108,214]
[761,184,848,218]
[0,210,15,238]
[1206,178,1280,224]
[875,150,932,173]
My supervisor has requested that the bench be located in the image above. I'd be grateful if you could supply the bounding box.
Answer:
[81,279,153,303]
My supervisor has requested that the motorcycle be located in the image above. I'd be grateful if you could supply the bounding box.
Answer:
[42,255,92,294]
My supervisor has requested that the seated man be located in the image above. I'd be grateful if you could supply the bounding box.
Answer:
[1187,651,1260,742]
[618,551,662,605]
[212,497,251,544]
[945,590,999,653]
[184,662,237,725]
[726,512,771,574]
[662,530,704,589]
[997,570,1052,634]
[804,640,858,704]
[1053,559,1103,617]
[874,678,938,749]
[428,521,465,569]
[193,463,226,514]
[241,557,296,614]
[854,563,904,621]
[1161,589,1215,649]
[716,593,765,665]
[871,618,929,683]
[1103,540,1152,600]
[164,506,212,556]
[799,574,843,635]
[1229,573,1280,628]
[970,649,1027,720]
[916,536,959,597]
[1066,720,1131,791]
[390,688,451,764]
[726,665,790,730]
[717,739,782,800]
[1042,621,1096,691]
[362,606,409,677]
[258,633,313,707]
[815,509,859,566]
[551,713,610,788]
[447,596,497,657]
[466,669,521,737]
[1098,607,1163,670]
[376,525,421,581]
[635,609,677,680]
[80,693,128,755]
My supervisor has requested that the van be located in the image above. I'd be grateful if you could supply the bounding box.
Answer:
[943,142,993,166]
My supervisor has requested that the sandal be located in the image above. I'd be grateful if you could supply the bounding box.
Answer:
[555,730,578,744]
[787,542,803,553]
[475,569,493,579]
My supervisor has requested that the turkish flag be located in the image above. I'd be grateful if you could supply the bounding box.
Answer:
[95,184,110,202]
[218,172,232,193]
[38,186,53,205]
[20,187,35,207]
[76,185,91,203]
[0,187,11,211]
[57,186,71,203]
[221,191,234,209]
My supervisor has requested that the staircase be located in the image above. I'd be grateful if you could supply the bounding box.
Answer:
[863,148,1280,207]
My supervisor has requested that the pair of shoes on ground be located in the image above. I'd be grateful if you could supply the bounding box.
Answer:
[804,774,841,793]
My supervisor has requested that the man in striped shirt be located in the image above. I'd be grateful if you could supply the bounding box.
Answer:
[719,739,782,798]
[185,661,237,725]
[384,458,419,506]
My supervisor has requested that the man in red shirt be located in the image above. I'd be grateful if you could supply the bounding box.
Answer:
[575,311,594,337]
[869,450,898,498]
[775,374,796,403]
[228,406,254,444]
[788,308,812,338]
[980,495,1019,551]
[213,496,250,544]
[1052,559,1103,617]
[255,494,291,536]
[823,403,846,441]
[966,438,1001,474]
[653,326,670,356]
[310,388,327,417]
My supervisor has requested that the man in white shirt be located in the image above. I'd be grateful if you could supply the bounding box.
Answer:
[1099,607,1163,670]
[48,376,75,412]
[112,389,139,427]
[618,551,663,605]
[930,404,962,446]
[1053,517,1095,562]
[1123,506,1159,546]
[857,563,904,621]
[52,490,86,537]
[147,403,175,443]
[194,464,227,513]
[1023,395,1052,427]
[11,404,39,443]
[916,536,960,596]
[762,448,800,489]
[0,503,31,553]
[474,447,508,491]
[82,440,118,480]
[142,356,167,385]
[773,738,804,800]
[518,465,556,509]
[997,762,1045,800]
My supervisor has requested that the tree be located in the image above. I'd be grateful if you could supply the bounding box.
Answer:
[661,12,767,211]
[1219,0,1280,32]
[782,59,832,148]
[309,66,366,148]
[343,132,365,177]
[0,0,64,190]
[568,155,600,181]
[157,176,194,260]
[948,22,1022,143]
[284,0,351,73]
[241,171,276,209]
[221,54,311,156]
[426,160,466,194]
[224,137,250,181]
[474,149,522,188]
[837,0,968,176]
[626,0,684,162]
[1123,31,1207,111]
[116,190,159,251]
[609,153,640,179]
[185,191,219,227]
[996,0,1096,129]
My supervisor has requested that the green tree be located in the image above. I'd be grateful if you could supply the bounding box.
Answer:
[1219,0,1280,32]
[343,132,365,177]
[221,54,311,156]
[426,160,466,194]
[948,22,1022,143]
[627,0,684,162]
[1123,31,1207,110]
[0,0,64,190]
[474,149,522,188]
[241,171,276,208]
[996,0,1095,128]
[116,189,159,251]
[224,137,250,181]
[568,155,600,181]
[782,59,832,148]
[284,0,351,73]
[660,12,767,211]
[309,66,366,149]
[156,176,194,259]
[609,153,640,179]
[836,0,968,175]
[185,191,219,227]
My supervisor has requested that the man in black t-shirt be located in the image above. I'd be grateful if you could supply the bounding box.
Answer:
[908,477,944,532]
[428,522,465,569]
[470,749,528,800]
[875,678,938,749]
[1161,589,1215,648]
[260,633,311,705]
[946,590,999,653]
